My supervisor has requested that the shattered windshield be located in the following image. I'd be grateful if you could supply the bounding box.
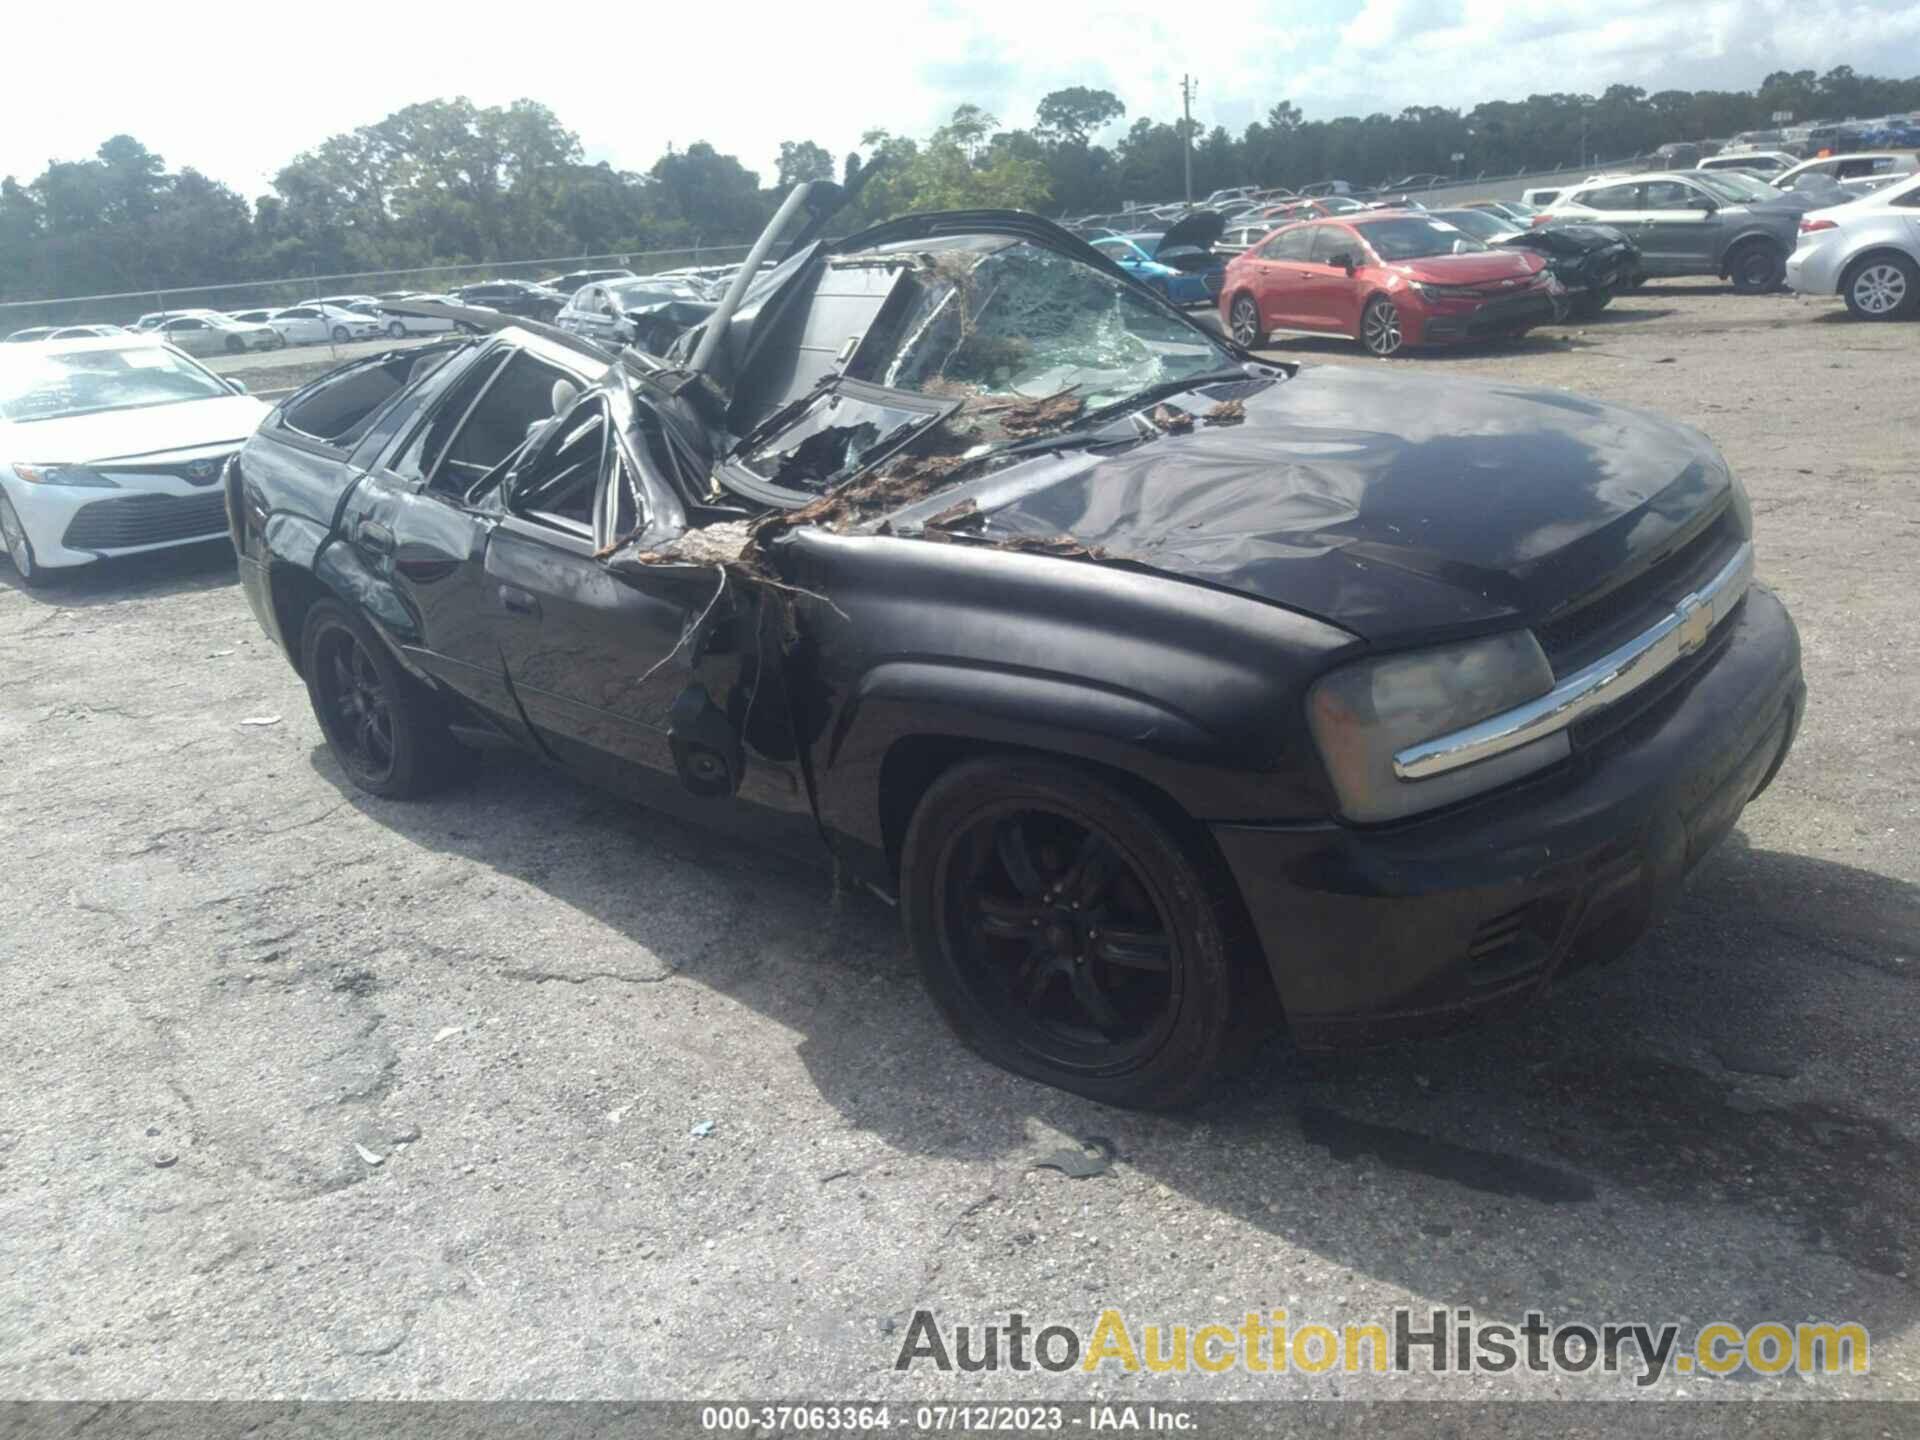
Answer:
[846,239,1233,414]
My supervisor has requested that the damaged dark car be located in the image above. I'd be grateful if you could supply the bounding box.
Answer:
[229,181,1804,1109]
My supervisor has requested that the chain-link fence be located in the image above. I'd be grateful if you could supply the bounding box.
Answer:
[0,242,758,335]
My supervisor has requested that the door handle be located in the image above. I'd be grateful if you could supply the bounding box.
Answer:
[499,585,541,618]
[355,519,394,555]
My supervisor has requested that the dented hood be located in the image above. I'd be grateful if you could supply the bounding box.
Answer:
[1151,210,1227,271]
[903,364,1732,643]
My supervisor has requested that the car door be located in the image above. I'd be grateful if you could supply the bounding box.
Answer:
[334,344,533,737]
[480,385,819,847]
[1569,182,1654,266]
[274,307,318,344]
[1641,178,1725,273]
[162,317,214,356]
[1303,223,1366,333]
[1249,225,1318,329]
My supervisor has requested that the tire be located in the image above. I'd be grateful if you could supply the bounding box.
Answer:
[1728,241,1784,294]
[225,334,246,353]
[330,325,351,344]
[0,489,49,588]
[1571,287,1612,319]
[1360,295,1405,357]
[1840,252,1918,321]
[300,599,472,799]
[1227,293,1264,348]
[900,757,1267,1109]
[387,319,407,339]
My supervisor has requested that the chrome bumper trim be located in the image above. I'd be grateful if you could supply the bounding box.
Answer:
[1394,541,1754,781]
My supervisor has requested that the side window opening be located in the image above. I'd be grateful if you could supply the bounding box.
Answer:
[279,346,457,448]
[396,350,578,498]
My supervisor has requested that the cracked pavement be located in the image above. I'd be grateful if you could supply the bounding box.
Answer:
[1,283,1916,1402]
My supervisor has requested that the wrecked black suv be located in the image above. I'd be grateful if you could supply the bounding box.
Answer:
[230,181,1804,1109]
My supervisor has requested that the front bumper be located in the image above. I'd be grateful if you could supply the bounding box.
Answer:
[1415,290,1559,342]
[1212,586,1803,1050]
[1,469,234,570]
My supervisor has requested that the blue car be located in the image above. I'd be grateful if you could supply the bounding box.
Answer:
[1088,212,1226,307]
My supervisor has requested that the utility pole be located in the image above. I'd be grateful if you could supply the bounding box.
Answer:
[1181,74,1197,205]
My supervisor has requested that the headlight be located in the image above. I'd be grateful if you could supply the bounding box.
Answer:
[1307,631,1566,823]
[10,463,117,488]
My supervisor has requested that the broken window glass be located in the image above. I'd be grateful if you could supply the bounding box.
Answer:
[849,240,1232,414]
[735,388,949,493]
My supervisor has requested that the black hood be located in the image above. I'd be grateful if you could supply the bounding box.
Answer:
[1152,210,1226,267]
[884,364,1732,643]
[1502,223,1634,255]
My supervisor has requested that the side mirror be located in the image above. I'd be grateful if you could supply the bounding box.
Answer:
[1695,197,1719,213]
[226,378,249,395]
[1331,251,1357,274]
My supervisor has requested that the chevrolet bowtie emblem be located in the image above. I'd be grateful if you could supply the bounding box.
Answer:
[1675,595,1713,656]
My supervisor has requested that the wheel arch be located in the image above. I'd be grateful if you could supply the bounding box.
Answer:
[1839,243,1917,288]
[877,733,1281,1017]
[1718,229,1785,278]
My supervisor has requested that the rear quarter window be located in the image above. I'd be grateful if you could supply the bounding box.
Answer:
[274,343,461,450]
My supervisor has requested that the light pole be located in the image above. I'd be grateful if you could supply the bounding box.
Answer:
[1181,74,1198,205]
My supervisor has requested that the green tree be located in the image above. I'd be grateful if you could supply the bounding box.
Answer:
[1034,87,1126,145]
[776,140,835,188]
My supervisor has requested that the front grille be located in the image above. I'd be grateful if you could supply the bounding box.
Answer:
[102,451,235,488]
[1537,509,1738,676]
[63,492,229,550]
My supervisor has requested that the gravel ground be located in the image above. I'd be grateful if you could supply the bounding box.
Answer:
[1,282,1916,1406]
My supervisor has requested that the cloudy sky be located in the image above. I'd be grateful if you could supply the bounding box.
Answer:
[9,0,1920,196]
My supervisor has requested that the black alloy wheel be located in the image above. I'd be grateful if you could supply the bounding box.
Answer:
[1729,241,1784,293]
[902,758,1266,1108]
[313,620,398,786]
[300,600,470,798]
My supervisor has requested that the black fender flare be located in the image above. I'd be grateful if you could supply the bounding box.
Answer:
[811,658,1266,892]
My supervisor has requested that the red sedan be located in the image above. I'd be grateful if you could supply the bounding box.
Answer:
[1220,212,1559,357]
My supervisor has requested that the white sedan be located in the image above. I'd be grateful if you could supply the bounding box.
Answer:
[265,304,385,346]
[1786,172,1920,320]
[0,338,269,585]
[154,312,284,355]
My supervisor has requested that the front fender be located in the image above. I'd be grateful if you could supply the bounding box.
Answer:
[780,530,1360,887]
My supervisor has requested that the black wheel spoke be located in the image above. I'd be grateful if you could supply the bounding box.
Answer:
[1058,831,1115,908]
[1069,962,1124,1033]
[995,819,1045,898]
[331,650,355,697]
[976,894,1042,941]
[1020,952,1059,1007]
[1093,926,1172,972]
